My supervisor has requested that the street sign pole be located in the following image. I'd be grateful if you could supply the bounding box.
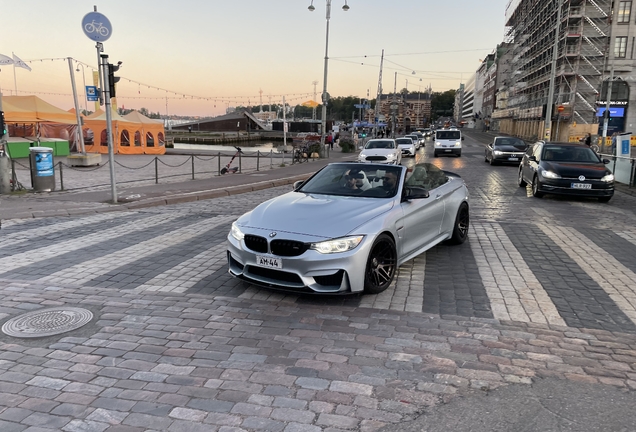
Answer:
[101,54,118,204]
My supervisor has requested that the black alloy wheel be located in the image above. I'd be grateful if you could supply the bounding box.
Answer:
[363,234,397,294]
[532,175,544,198]
[484,152,489,163]
[448,203,470,245]
[489,155,497,165]
[518,168,527,187]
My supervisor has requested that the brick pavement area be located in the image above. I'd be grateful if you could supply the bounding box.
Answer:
[1,281,636,432]
[1,131,636,430]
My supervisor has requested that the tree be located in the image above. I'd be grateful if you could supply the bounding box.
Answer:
[430,90,456,122]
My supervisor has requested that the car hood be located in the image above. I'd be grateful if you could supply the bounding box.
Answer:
[397,143,414,148]
[543,161,610,179]
[361,149,396,157]
[238,192,394,238]
[494,145,526,152]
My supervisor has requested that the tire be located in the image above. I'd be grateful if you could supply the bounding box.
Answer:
[532,175,544,198]
[599,196,612,203]
[489,156,496,165]
[220,167,228,175]
[448,203,470,245]
[363,234,397,294]
[517,168,527,187]
[433,152,439,157]
[456,152,461,157]
[484,153,489,163]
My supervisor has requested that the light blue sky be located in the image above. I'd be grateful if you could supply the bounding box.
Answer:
[1,0,508,116]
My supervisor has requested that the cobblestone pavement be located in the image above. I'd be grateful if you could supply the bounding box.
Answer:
[1,131,635,431]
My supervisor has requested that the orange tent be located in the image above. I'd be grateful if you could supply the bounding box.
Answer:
[2,96,78,124]
[82,109,144,155]
[122,111,166,155]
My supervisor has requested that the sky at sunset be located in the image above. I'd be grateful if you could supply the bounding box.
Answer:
[1,0,508,117]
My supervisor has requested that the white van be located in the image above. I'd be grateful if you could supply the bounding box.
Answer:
[433,129,464,157]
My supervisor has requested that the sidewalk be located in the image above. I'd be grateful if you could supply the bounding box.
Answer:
[1,147,355,220]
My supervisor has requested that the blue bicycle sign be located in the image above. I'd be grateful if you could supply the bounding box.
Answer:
[82,12,112,42]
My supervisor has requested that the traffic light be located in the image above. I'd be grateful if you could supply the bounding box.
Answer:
[107,62,121,97]
[0,110,6,137]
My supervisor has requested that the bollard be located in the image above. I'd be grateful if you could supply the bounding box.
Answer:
[238,151,242,173]
[58,162,64,191]
[155,157,159,184]
[11,159,16,191]
[270,150,273,169]
[218,152,221,175]
[191,155,195,180]
[257,150,260,171]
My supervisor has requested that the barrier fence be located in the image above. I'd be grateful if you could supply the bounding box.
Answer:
[7,149,323,192]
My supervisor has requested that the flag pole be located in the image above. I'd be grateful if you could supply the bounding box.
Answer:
[12,52,17,95]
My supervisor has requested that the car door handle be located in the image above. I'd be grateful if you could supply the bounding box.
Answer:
[435,194,442,200]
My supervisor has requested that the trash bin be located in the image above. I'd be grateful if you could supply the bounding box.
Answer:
[29,147,55,192]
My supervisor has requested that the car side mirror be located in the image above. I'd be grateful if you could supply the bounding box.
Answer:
[403,186,430,201]
[603,158,610,164]
[293,180,305,190]
[461,136,465,141]
[529,156,537,162]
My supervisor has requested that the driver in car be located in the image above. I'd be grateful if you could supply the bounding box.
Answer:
[344,169,364,191]
[380,171,398,195]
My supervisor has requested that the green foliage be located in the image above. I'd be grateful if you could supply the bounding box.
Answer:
[430,90,456,121]
[339,138,356,153]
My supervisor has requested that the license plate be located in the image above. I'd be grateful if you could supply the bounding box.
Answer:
[445,149,452,152]
[255,255,283,269]
[508,157,519,161]
[571,183,592,189]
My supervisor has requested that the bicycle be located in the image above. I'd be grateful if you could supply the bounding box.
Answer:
[84,20,110,37]
[292,145,309,164]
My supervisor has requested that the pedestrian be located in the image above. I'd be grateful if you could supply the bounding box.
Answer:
[326,132,334,149]
[334,132,340,147]
[583,133,592,146]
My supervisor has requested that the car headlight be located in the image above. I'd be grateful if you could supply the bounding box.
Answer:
[386,153,396,160]
[540,168,561,179]
[310,236,364,254]
[230,222,245,241]
[454,142,461,147]
[358,154,367,160]
[601,173,615,182]
[435,141,441,146]
[493,150,503,156]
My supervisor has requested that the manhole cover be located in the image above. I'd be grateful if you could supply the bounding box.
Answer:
[2,307,93,338]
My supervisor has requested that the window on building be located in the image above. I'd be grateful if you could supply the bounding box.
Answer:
[614,36,628,58]
[617,1,631,23]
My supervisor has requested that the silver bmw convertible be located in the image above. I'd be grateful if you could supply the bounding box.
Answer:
[227,162,470,295]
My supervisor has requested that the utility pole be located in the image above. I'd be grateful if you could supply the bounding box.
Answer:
[601,65,614,151]
[543,0,563,141]
[100,53,118,204]
[391,72,397,138]
[312,80,318,120]
[374,49,384,140]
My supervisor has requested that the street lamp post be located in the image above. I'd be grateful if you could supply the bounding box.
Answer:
[75,63,88,113]
[309,0,349,157]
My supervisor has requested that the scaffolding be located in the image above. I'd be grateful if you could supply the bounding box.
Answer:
[504,0,611,139]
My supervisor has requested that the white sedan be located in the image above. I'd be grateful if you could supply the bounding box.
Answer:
[358,139,402,165]
[396,137,416,157]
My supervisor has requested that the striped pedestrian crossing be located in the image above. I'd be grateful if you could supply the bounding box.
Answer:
[1,211,636,333]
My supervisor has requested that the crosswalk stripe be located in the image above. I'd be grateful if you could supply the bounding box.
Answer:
[133,241,231,294]
[0,212,130,249]
[469,221,566,326]
[0,212,179,274]
[616,230,636,246]
[38,215,236,286]
[537,224,636,326]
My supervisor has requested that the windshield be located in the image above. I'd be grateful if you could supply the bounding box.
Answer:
[436,131,461,140]
[298,164,402,198]
[396,138,413,145]
[364,140,395,149]
[542,146,601,162]
[494,137,526,150]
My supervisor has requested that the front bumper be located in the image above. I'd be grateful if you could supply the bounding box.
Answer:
[435,147,461,155]
[227,233,373,294]
[492,152,524,164]
[538,177,614,197]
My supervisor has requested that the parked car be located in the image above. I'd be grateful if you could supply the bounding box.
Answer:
[227,162,470,294]
[433,129,463,157]
[518,141,614,202]
[357,139,402,165]
[396,137,416,157]
[485,136,528,165]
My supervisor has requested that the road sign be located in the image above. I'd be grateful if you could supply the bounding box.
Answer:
[354,104,370,109]
[86,86,99,102]
[82,12,112,42]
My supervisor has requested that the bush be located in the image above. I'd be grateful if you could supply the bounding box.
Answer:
[339,139,356,153]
